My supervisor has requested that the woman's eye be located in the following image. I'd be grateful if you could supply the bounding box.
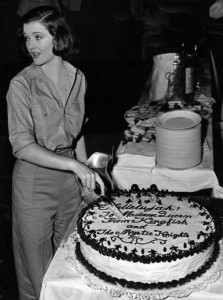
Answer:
[35,35,42,40]
[24,37,29,42]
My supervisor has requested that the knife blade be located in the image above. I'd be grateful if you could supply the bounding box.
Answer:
[86,153,125,218]
[100,194,126,219]
[94,181,125,219]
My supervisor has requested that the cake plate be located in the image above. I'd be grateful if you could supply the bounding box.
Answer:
[64,232,223,300]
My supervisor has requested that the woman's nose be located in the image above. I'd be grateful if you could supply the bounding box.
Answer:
[27,38,36,50]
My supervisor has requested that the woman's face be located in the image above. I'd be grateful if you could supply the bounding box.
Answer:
[23,21,55,66]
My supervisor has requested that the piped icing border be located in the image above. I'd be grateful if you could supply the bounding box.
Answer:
[76,185,222,289]
[75,239,220,290]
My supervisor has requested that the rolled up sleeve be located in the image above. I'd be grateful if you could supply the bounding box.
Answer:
[7,79,36,156]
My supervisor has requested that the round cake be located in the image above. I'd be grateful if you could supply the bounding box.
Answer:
[76,185,221,290]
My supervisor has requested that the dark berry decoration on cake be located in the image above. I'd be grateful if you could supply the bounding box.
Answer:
[150,184,158,192]
[131,184,140,193]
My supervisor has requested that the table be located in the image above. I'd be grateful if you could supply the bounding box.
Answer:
[112,110,223,198]
[40,200,223,300]
[112,131,223,198]
[112,62,223,198]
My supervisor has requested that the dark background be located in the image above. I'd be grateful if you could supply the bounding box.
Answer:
[0,0,219,136]
[1,0,223,299]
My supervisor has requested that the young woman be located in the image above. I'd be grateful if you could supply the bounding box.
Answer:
[7,6,104,300]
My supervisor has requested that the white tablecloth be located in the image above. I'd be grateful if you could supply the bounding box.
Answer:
[40,242,223,300]
[112,125,223,199]
[112,144,223,198]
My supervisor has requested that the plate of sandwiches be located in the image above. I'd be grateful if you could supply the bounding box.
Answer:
[124,101,166,127]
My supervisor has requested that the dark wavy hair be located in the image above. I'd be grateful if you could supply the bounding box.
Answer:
[17,6,80,61]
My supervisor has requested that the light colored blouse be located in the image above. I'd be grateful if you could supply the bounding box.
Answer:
[7,61,86,156]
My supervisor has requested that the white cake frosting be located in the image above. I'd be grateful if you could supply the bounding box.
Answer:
[80,241,214,283]
[76,186,219,289]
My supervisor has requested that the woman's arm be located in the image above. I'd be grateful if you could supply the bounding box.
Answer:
[16,142,104,192]
[75,135,105,195]
[75,135,88,163]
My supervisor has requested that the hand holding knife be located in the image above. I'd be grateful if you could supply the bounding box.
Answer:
[82,152,125,219]
[95,183,126,219]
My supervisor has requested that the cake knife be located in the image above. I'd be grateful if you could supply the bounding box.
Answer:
[100,194,126,219]
[85,152,125,218]
[77,172,125,218]
[95,183,126,219]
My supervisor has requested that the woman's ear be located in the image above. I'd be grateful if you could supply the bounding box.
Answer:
[53,39,57,51]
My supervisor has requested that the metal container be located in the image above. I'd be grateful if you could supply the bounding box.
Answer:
[165,53,185,102]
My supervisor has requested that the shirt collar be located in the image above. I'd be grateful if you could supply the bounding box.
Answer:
[24,61,77,82]
[24,63,44,80]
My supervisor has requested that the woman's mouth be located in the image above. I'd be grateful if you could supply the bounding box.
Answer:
[31,52,40,59]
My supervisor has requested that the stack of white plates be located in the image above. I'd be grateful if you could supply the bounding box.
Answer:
[156,110,202,169]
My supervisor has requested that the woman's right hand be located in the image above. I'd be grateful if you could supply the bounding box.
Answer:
[74,161,105,195]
